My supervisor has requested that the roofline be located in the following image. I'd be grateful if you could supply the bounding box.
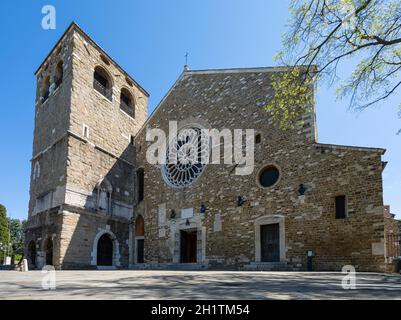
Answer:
[34,21,75,76]
[34,21,149,97]
[183,65,317,75]
[314,142,386,155]
[134,70,187,139]
[133,64,319,140]
[133,66,385,157]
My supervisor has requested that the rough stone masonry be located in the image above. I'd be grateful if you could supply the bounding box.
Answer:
[25,22,390,272]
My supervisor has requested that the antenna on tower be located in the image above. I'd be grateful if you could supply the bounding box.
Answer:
[184,52,189,71]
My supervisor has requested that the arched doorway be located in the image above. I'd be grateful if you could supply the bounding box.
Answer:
[97,234,113,266]
[45,238,53,265]
[135,215,144,263]
[28,241,36,268]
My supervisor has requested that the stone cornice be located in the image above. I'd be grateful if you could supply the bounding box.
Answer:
[31,131,135,167]
[314,142,386,155]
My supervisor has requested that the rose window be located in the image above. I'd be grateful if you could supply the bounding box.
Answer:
[162,126,209,188]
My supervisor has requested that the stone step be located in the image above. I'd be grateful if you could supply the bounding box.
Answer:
[130,263,208,270]
[97,266,117,270]
[0,265,14,271]
[249,261,288,265]
[243,262,298,271]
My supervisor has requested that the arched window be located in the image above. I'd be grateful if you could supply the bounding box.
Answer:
[120,88,135,118]
[137,168,144,202]
[93,66,112,101]
[135,215,144,237]
[55,61,63,88]
[41,76,50,102]
[162,125,209,188]
[33,161,40,180]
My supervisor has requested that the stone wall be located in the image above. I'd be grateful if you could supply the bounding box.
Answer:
[56,27,148,268]
[58,208,130,269]
[26,23,387,272]
[134,69,386,271]
[28,30,75,218]
[25,208,63,269]
[26,23,148,269]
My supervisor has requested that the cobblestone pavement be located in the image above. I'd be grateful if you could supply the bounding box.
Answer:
[0,270,400,300]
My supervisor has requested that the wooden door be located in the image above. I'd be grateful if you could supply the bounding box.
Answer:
[137,239,144,263]
[180,230,197,263]
[97,234,113,266]
[261,224,280,262]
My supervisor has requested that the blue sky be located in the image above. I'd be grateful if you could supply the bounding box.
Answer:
[0,0,399,220]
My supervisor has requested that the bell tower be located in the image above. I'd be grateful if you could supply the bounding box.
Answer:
[25,22,149,269]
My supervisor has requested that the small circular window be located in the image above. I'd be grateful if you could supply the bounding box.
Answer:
[259,165,280,187]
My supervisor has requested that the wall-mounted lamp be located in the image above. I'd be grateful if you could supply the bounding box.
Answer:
[200,204,206,214]
[237,196,246,207]
[298,184,306,196]
[185,218,190,226]
[170,209,176,219]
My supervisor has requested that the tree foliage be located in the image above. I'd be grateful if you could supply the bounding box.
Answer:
[0,205,8,245]
[7,218,26,256]
[268,0,401,128]
[266,68,315,129]
[0,205,26,262]
[0,204,8,263]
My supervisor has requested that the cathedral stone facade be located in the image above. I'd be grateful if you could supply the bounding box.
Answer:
[25,22,389,272]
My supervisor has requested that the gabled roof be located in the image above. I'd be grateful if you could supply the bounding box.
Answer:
[135,65,308,138]
[34,21,149,97]
[135,66,386,156]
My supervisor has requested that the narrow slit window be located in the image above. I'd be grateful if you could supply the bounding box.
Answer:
[137,168,144,202]
[335,195,347,219]
[83,124,89,139]
[33,161,41,179]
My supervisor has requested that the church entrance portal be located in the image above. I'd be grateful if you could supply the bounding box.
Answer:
[180,230,197,263]
[45,238,53,265]
[261,223,280,262]
[97,234,113,266]
[136,239,144,263]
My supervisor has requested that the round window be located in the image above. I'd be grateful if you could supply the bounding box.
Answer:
[162,125,209,188]
[259,166,280,187]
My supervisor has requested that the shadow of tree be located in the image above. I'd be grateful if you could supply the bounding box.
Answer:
[1,271,401,300]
